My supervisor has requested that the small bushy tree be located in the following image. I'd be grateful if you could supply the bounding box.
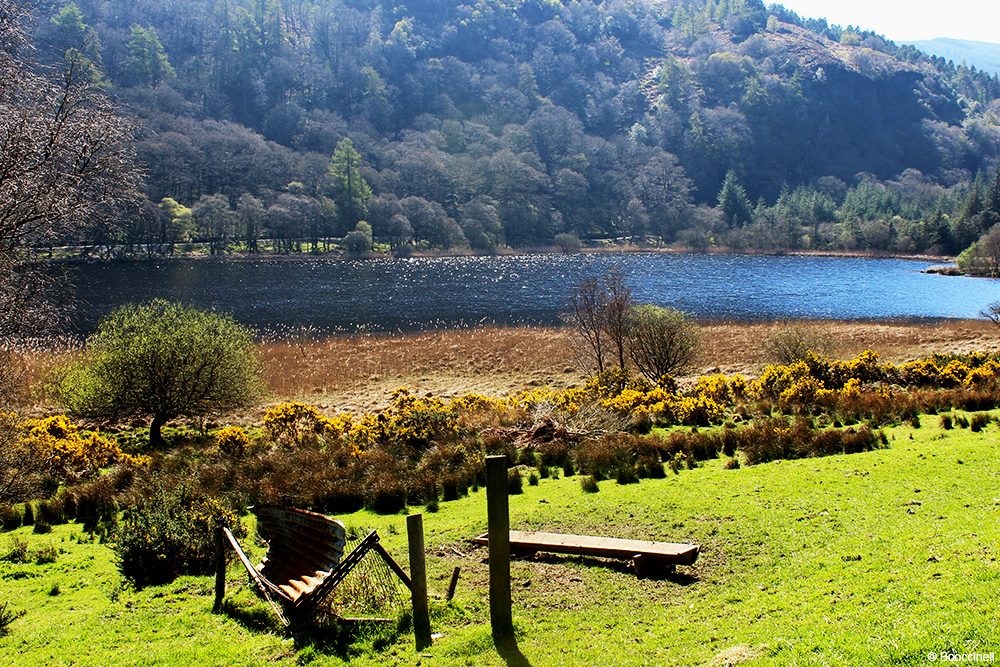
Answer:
[57,300,262,448]
[625,305,700,381]
[760,323,835,363]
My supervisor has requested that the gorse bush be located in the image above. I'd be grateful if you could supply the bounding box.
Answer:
[215,426,251,457]
[113,482,243,587]
[79,348,996,522]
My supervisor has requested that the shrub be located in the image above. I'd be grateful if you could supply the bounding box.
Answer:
[0,505,20,532]
[37,497,65,526]
[761,323,835,363]
[262,402,329,447]
[74,479,120,533]
[113,483,243,588]
[3,537,28,563]
[507,468,523,495]
[18,415,144,485]
[216,426,251,457]
[615,468,639,485]
[939,414,953,429]
[362,450,409,514]
[970,413,992,432]
[625,305,700,381]
[954,414,970,428]
[33,543,57,564]
[580,475,599,493]
[32,521,51,534]
[667,452,691,474]
[56,300,263,449]
[21,501,33,526]
[528,471,539,486]
[723,457,740,470]
[0,600,24,636]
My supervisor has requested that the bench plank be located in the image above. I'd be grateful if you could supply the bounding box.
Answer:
[473,530,700,566]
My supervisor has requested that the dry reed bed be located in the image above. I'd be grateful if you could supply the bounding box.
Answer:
[11,319,1000,417]
[262,319,1000,412]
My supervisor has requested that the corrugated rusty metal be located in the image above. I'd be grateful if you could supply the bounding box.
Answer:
[254,506,347,603]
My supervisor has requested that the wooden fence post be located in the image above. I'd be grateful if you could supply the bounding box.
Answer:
[213,524,226,613]
[407,513,432,650]
[486,455,514,642]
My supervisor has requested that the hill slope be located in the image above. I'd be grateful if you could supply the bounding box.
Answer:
[30,0,1000,253]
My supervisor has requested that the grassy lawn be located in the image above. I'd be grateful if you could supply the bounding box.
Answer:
[2,413,999,666]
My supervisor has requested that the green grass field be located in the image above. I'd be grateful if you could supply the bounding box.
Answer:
[2,414,999,666]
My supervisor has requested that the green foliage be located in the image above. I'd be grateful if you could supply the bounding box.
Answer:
[328,139,372,233]
[21,0,1000,257]
[57,300,262,448]
[123,25,174,86]
[2,535,28,563]
[507,468,523,495]
[717,170,753,227]
[113,483,242,588]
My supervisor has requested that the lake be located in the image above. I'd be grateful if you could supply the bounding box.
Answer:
[64,253,1000,335]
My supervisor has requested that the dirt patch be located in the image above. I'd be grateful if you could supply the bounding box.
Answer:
[707,644,766,666]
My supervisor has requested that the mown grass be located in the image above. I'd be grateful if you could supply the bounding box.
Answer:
[2,413,999,666]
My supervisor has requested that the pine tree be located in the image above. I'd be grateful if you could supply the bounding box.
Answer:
[327,138,373,233]
[717,170,753,227]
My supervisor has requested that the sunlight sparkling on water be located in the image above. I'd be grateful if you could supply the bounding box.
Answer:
[66,253,1000,335]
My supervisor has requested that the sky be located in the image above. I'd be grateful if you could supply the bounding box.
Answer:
[772,0,1000,43]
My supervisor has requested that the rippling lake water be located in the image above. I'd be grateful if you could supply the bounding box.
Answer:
[64,253,1000,334]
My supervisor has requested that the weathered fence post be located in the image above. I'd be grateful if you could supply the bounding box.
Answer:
[446,566,461,602]
[407,513,432,650]
[213,524,226,613]
[486,455,514,643]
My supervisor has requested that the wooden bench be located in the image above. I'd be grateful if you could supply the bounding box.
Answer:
[473,530,700,577]
[214,506,411,625]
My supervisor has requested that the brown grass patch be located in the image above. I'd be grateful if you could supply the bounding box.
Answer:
[262,319,1000,413]
[259,326,580,413]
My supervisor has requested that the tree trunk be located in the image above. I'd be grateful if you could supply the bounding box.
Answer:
[149,415,167,449]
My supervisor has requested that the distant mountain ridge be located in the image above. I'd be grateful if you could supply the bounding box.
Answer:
[906,38,1000,76]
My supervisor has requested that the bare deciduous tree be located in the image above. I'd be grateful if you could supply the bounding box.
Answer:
[980,301,1000,327]
[0,0,139,339]
[565,267,633,372]
[602,267,632,369]
[567,276,608,371]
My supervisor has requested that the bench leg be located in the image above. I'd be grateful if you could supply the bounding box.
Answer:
[633,554,675,579]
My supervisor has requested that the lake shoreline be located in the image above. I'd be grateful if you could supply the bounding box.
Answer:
[43,243,955,266]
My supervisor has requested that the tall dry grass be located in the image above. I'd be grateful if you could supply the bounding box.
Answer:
[9,318,1000,418]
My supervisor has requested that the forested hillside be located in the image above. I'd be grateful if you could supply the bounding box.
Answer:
[30,0,1000,256]
[907,38,1000,77]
